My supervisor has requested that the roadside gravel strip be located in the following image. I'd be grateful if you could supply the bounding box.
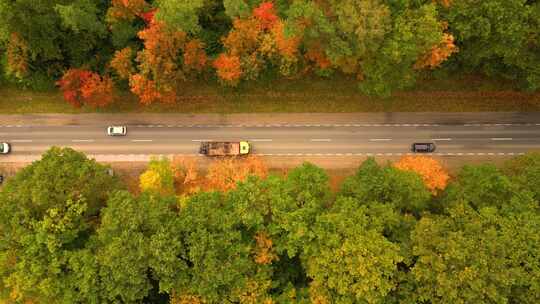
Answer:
[0,152,527,163]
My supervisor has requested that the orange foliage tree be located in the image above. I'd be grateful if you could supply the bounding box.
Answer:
[394,156,450,194]
[57,69,114,108]
[304,42,332,70]
[415,33,458,69]
[106,0,150,23]
[215,2,300,85]
[212,54,243,86]
[129,16,207,104]
[183,40,208,73]
[128,74,162,105]
[253,2,278,30]
[110,47,134,79]
[5,32,29,79]
[172,156,200,195]
[205,156,268,192]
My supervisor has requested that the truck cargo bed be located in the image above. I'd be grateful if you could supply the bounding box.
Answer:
[199,141,250,156]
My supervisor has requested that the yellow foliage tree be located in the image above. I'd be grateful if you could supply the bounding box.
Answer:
[394,156,450,194]
[139,157,175,195]
[139,170,162,193]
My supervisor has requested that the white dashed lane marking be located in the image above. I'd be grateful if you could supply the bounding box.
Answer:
[191,139,210,142]
[432,138,452,141]
[71,139,94,143]
[131,139,153,142]
[10,139,33,143]
[369,138,392,141]
[491,138,513,141]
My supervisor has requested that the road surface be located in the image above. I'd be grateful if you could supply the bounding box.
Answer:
[1,117,539,162]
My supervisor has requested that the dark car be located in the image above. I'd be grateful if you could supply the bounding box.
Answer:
[412,142,436,153]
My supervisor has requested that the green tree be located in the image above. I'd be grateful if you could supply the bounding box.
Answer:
[502,152,540,203]
[358,3,445,97]
[303,197,403,303]
[341,158,431,214]
[176,191,272,303]
[0,147,120,303]
[155,0,204,34]
[444,0,540,90]
[0,146,119,216]
[442,164,536,212]
[96,191,182,303]
[0,0,110,85]
[410,202,540,304]
[225,166,329,300]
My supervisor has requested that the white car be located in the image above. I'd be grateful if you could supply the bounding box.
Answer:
[0,142,10,154]
[107,126,127,136]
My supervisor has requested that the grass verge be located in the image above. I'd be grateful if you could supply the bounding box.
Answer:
[0,75,539,114]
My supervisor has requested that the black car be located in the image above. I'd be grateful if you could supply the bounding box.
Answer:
[412,142,436,153]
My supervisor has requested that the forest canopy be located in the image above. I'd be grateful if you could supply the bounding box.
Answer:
[0,0,538,101]
[0,148,539,303]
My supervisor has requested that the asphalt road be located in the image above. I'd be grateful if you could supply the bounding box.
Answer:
[1,122,540,160]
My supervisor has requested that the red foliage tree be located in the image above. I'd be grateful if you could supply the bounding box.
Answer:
[138,8,157,24]
[80,74,115,108]
[57,69,114,108]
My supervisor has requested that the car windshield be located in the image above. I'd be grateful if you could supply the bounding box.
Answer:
[0,145,4,153]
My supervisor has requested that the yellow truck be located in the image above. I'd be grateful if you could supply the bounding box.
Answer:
[199,141,250,156]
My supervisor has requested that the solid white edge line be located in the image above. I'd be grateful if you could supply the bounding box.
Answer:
[310,139,332,142]
[251,139,273,142]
